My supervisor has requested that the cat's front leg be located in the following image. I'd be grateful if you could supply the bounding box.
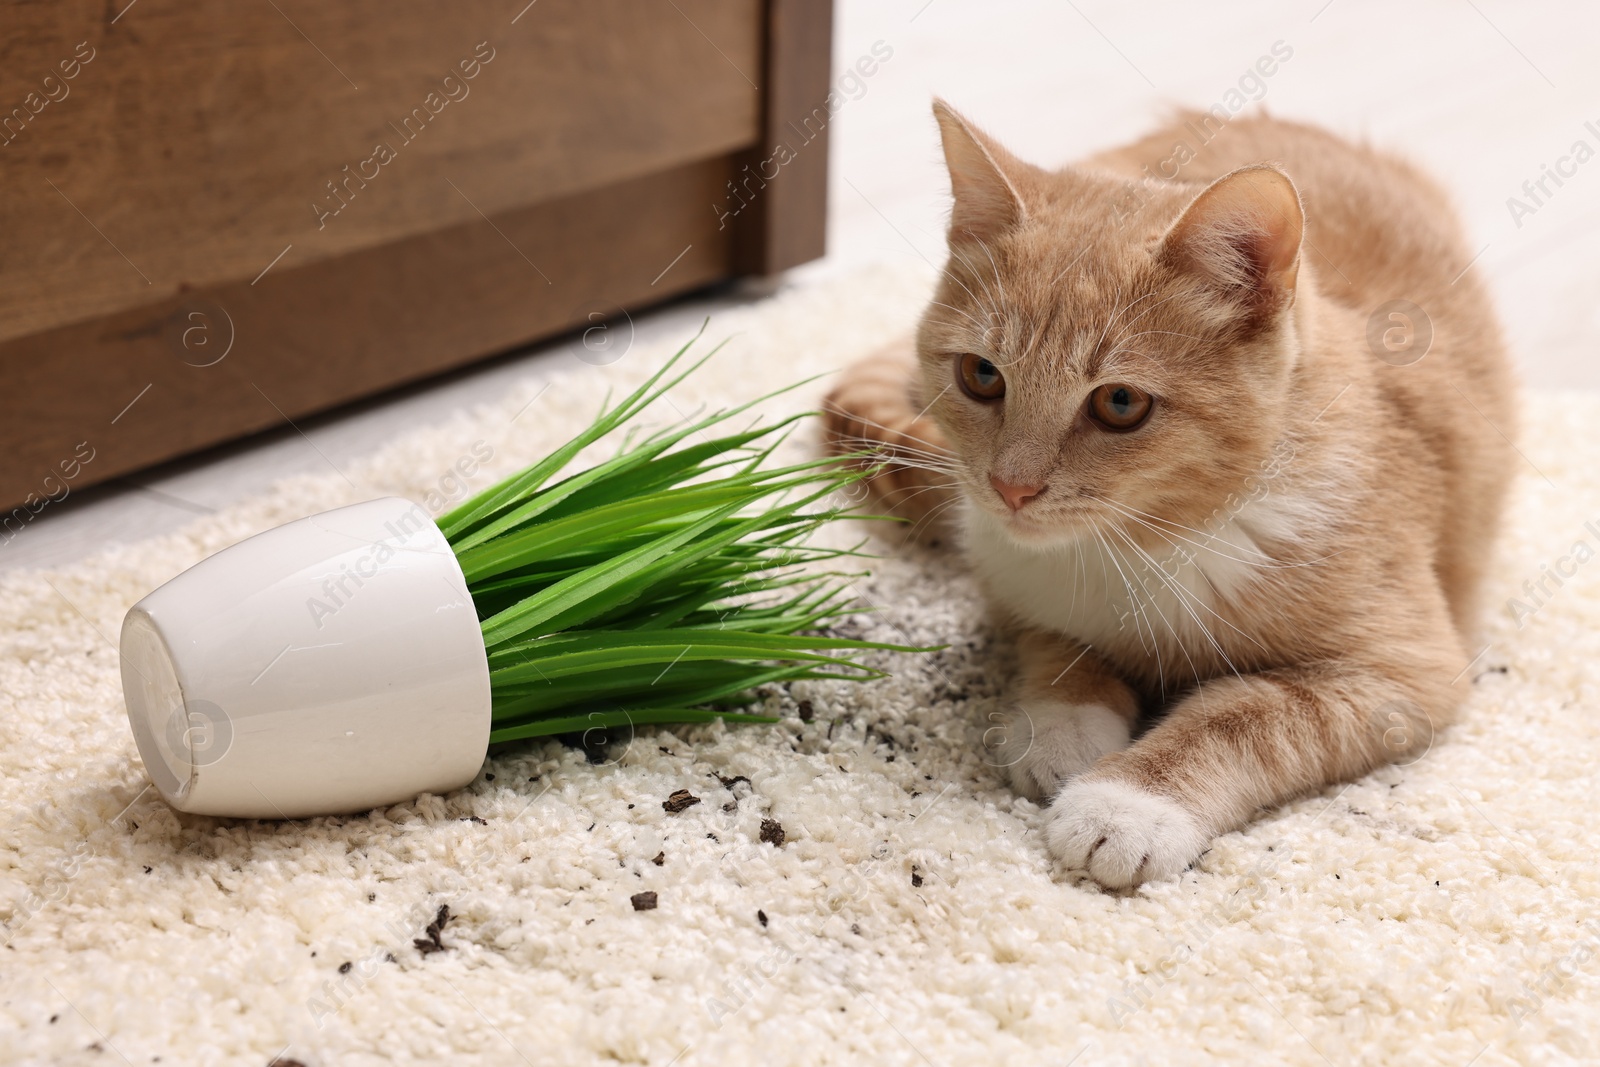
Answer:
[821,338,957,540]
[1047,653,1460,888]
[988,631,1140,800]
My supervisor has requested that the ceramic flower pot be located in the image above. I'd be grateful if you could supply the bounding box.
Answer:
[119,497,492,819]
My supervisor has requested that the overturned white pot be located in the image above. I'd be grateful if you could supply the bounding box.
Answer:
[119,497,492,819]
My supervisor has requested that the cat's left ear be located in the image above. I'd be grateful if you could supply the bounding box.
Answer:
[1160,165,1304,317]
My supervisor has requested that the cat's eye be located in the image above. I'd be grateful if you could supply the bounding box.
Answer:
[1087,383,1154,432]
[956,353,1006,401]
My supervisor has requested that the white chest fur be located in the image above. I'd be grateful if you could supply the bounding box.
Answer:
[960,490,1320,671]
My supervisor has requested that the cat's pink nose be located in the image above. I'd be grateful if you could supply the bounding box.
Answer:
[990,475,1044,512]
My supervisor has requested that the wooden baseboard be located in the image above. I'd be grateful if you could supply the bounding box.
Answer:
[0,0,834,512]
[0,154,746,514]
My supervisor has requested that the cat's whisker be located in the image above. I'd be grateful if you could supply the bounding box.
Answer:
[879,490,964,537]
[945,244,995,289]
[1123,498,1344,571]
[853,438,956,466]
[1090,528,1151,650]
[824,412,957,465]
[915,489,960,518]
[947,244,1019,357]
[878,459,962,478]
[831,437,960,471]
[1102,519,1267,671]
[1098,347,1165,373]
[942,251,1005,324]
[972,237,1012,322]
[1099,496,1331,572]
[1089,288,1176,366]
[1091,530,1167,673]
[1092,527,1166,687]
[828,432,961,475]
[1106,504,1300,573]
[1101,523,1215,695]
[1098,526,1187,700]
[1088,495,1286,646]
[937,271,1001,334]
[823,405,945,443]
[927,299,993,334]
[1100,496,1261,550]
[1088,283,1127,367]
[1096,505,1293,668]
[1071,521,1086,634]
[907,492,966,541]
[894,478,964,501]
[867,469,964,495]
[1105,524,1216,675]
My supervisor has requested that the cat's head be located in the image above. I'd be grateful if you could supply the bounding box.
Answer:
[915,100,1306,547]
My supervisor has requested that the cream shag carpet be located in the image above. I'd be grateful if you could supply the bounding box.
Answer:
[2,261,1597,1067]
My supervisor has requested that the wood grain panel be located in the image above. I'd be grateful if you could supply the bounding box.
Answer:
[0,155,740,514]
[0,0,761,342]
[733,0,835,273]
[0,0,836,512]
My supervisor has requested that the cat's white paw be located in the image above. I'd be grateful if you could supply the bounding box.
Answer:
[1047,779,1209,888]
[986,700,1130,800]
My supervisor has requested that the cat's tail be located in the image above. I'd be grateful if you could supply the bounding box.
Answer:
[822,339,960,546]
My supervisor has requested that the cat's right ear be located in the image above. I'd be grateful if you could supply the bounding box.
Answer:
[933,99,1028,244]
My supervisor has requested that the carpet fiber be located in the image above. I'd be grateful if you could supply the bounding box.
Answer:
[2,261,1597,1067]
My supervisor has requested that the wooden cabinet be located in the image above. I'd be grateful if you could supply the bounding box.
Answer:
[0,0,832,510]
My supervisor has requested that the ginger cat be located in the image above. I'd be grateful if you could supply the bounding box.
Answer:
[824,102,1515,888]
